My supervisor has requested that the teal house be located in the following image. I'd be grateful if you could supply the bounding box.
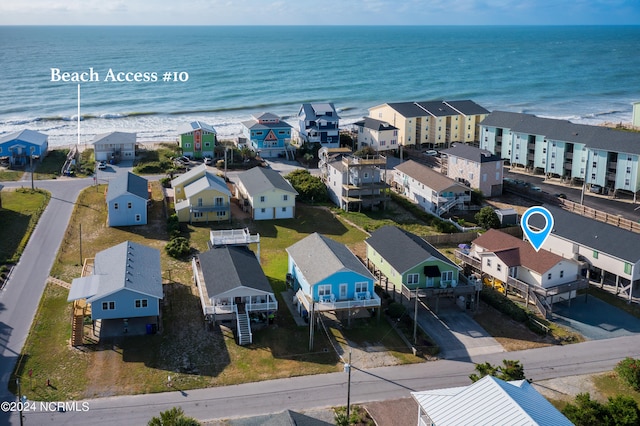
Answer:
[241,112,293,158]
[286,233,381,321]
[178,121,217,159]
[0,129,48,167]
[365,226,460,297]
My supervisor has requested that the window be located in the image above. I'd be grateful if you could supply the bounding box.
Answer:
[114,203,119,210]
[185,143,191,148]
[135,214,141,222]
[626,179,630,186]
[627,167,632,173]
[487,259,492,267]
[441,270,453,281]
[497,264,502,272]
[407,273,419,285]
[215,197,224,206]
[204,142,210,147]
[102,301,115,310]
[127,202,132,209]
[547,273,552,280]
[216,211,226,217]
[318,284,331,297]
[355,282,368,293]
[283,194,288,201]
[592,161,597,168]
[135,299,148,308]
[591,173,596,180]
[593,250,599,259]
[197,198,203,207]
[560,270,564,278]
[625,263,632,274]
[261,208,266,213]
[260,196,265,203]
[193,212,203,218]
[496,172,500,180]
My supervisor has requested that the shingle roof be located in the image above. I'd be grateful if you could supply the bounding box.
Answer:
[444,100,491,116]
[481,111,640,155]
[441,144,501,163]
[472,229,564,274]
[68,241,162,302]
[199,245,272,297]
[528,205,640,263]
[0,129,48,146]
[416,101,459,117]
[365,226,458,273]
[106,172,148,202]
[286,233,374,285]
[236,167,298,196]
[91,131,136,146]
[381,100,489,118]
[354,117,398,132]
[395,160,468,193]
[411,375,573,426]
[386,101,430,118]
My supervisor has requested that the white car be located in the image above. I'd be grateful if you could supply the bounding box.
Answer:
[423,150,438,157]
[97,160,107,170]
[204,157,213,165]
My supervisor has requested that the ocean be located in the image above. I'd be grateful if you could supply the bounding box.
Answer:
[1,25,639,148]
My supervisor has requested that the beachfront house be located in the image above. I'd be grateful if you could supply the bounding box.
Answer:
[92,131,136,163]
[241,112,293,159]
[529,205,640,302]
[0,129,48,167]
[106,171,149,227]
[171,164,231,223]
[367,100,490,150]
[286,233,381,324]
[67,241,163,338]
[394,159,471,216]
[411,375,573,426]
[480,111,640,197]
[293,103,340,148]
[440,144,503,197]
[178,121,217,160]
[234,166,298,220]
[365,226,461,298]
[353,117,398,152]
[193,244,277,345]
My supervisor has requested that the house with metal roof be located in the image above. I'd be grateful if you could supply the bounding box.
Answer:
[367,100,489,149]
[0,129,48,167]
[178,121,216,159]
[440,144,503,197]
[192,245,277,345]
[353,117,398,152]
[393,160,471,216]
[293,103,340,147]
[286,233,380,325]
[234,166,298,220]
[92,131,136,162]
[106,171,149,227]
[480,110,640,196]
[411,375,573,426]
[457,228,586,317]
[241,112,293,159]
[365,226,474,304]
[67,241,163,326]
[171,164,231,223]
[529,205,640,302]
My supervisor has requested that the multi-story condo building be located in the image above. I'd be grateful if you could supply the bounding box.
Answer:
[368,100,490,149]
[480,111,640,197]
[440,144,503,197]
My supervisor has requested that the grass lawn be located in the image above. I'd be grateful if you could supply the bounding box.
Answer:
[34,149,68,179]
[0,170,23,181]
[0,188,50,264]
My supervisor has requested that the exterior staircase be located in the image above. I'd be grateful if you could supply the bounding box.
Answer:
[437,197,460,216]
[235,305,252,345]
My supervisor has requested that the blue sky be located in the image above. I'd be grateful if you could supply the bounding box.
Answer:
[1,0,638,25]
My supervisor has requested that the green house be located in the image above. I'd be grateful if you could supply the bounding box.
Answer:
[365,225,460,294]
[178,121,217,159]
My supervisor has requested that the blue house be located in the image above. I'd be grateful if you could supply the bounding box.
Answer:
[294,103,340,148]
[67,241,163,327]
[286,233,380,323]
[0,129,48,167]
[106,171,149,227]
[241,112,293,158]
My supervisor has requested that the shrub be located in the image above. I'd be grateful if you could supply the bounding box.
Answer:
[480,287,528,322]
[165,237,190,259]
[616,357,640,391]
[469,359,525,383]
[167,214,181,239]
[475,206,500,229]
[159,177,171,188]
[386,302,407,319]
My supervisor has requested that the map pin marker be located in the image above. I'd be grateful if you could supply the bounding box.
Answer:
[521,206,554,252]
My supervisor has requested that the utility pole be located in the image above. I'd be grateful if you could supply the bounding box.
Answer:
[413,288,419,344]
[30,155,34,191]
[344,350,352,422]
[79,223,83,266]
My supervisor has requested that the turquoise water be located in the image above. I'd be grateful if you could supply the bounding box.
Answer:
[1,25,639,146]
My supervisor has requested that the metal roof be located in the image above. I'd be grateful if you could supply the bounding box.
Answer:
[0,129,48,147]
[183,172,231,199]
[91,131,136,146]
[286,233,374,285]
[106,171,148,202]
[411,375,573,426]
[236,166,298,197]
[177,121,216,135]
[365,226,458,274]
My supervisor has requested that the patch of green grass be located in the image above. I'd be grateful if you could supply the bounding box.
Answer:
[593,371,640,404]
[0,188,50,264]
[34,149,68,179]
[0,170,23,181]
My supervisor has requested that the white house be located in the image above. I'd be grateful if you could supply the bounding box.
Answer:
[353,117,398,152]
[92,131,136,162]
[440,144,503,197]
[394,160,471,216]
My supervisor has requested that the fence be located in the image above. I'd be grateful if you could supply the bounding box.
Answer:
[559,198,640,233]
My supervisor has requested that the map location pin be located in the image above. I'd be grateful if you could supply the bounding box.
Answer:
[520,206,554,252]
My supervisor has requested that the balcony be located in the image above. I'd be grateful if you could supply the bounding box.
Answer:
[190,203,230,213]
[295,289,381,312]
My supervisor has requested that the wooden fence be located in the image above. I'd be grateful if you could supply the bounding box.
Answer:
[559,198,640,233]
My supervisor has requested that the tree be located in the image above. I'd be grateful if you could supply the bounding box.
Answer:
[561,392,640,426]
[285,169,328,203]
[615,357,640,391]
[148,407,200,426]
[474,206,500,229]
[469,359,525,382]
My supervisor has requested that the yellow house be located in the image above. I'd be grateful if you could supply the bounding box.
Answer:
[368,100,489,149]
[171,164,231,223]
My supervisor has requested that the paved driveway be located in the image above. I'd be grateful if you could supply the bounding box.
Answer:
[551,294,640,340]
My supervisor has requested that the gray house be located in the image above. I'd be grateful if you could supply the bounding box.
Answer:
[67,241,163,325]
[106,172,149,227]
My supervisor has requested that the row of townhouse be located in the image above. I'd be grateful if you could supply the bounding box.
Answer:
[480,110,640,196]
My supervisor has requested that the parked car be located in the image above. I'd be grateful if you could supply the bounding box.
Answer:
[97,160,107,170]
[590,184,603,194]
[174,156,191,165]
[555,193,567,199]
[423,150,438,157]
[203,157,213,165]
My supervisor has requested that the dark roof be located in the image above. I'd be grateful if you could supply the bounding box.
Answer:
[366,226,457,273]
[416,101,459,117]
[199,245,273,297]
[354,117,398,132]
[441,144,501,163]
[481,111,640,155]
[106,172,148,201]
[528,205,640,263]
[445,100,491,116]
[383,100,489,118]
[386,102,429,118]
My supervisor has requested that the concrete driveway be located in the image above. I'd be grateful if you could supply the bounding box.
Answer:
[551,294,640,340]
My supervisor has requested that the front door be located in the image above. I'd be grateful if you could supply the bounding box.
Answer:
[339,284,347,300]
